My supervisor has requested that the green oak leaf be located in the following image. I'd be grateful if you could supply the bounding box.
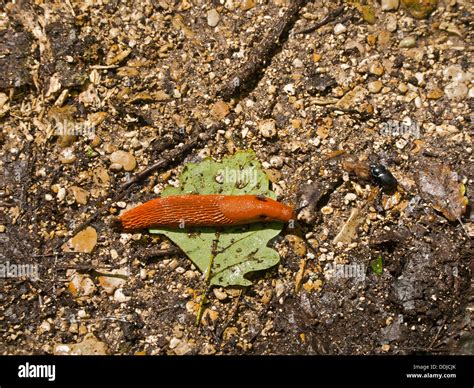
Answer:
[149,150,285,287]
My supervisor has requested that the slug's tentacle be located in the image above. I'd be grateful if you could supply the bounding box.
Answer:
[114,194,294,231]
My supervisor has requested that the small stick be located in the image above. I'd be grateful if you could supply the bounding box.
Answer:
[457,216,471,238]
[218,0,307,100]
[218,289,243,340]
[195,234,220,326]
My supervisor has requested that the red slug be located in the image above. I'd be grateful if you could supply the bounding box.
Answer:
[114,194,295,231]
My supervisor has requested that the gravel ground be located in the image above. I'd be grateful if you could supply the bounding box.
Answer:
[0,0,473,355]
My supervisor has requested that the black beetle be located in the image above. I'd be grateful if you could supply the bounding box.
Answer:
[370,163,398,191]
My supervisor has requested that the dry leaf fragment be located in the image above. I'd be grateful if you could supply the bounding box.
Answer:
[415,162,468,222]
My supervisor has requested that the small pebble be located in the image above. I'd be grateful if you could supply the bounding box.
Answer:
[334,23,347,35]
[97,268,128,294]
[396,138,407,149]
[211,100,230,119]
[398,83,408,93]
[345,193,357,202]
[443,65,469,83]
[240,0,256,11]
[168,259,179,270]
[59,148,77,164]
[292,58,304,68]
[444,82,468,101]
[213,288,228,301]
[399,36,416,48]
[207,9,220,27]
[110,150,136,172]
[321,206,333,215]
[427,88,443,99]
[114,288,131,303]
[414,96,422,108]
[70,186,88,205]
[269,156,284,168]
[283,84,295,95]
[368,80,383,93]
[369,62,384,76]
[381,0,399,11]
[258,119,277,138]
[69,227,97,253]
[386,14,398,32]
[56,187,66,201]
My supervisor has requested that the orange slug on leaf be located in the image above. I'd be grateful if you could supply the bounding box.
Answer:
[113,194,295,231]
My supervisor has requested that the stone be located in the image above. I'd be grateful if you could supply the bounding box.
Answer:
[69,227,97,253]
[444,82,468,101]
[321,206,333,215]
[207,9,220,27]
[443,65,469,83]
[398,83,408,93]
[258,119,277,138]
[173,340,194,355]
[345,193,357,202]
[334,23,347,35]
[386,14,398,31]
[399,36,416,48]
[292,58,304,68]
[210,100,230,119]
[68,273,96,297]
[381,0,399,11]
[283,83,295,95]
[98,268,129,294]
[368,80,383,93]
[269,156,284,168]
[369,62,384,76]
[114,288,131,303]
[213,288,228,301]
[59,147,76,164]
[240,0,256,11]
[110,150,136,171]
[70,186,88,205]
[56,187,66,201]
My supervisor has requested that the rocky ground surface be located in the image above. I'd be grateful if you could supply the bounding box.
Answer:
[0,0,473,355]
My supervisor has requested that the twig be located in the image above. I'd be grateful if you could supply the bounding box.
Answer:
[218,0,307,100]
[142,247,181,261]
[196,234,220,326]
[428,318,446,350]
[294,5,345,35]
[218,289,244,340]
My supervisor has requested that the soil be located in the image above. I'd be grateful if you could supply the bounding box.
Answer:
[0,0,473,355]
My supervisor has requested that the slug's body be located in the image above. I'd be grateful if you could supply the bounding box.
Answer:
[114,194,295,231]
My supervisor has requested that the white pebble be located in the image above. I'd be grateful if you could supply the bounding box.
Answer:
[381,0,399,11]
[292,58,304,68]
[334,23,347,35]
[283,84,295,95]
[345,193,357,202]
[207,9,220,27]
[56,187,66,201]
